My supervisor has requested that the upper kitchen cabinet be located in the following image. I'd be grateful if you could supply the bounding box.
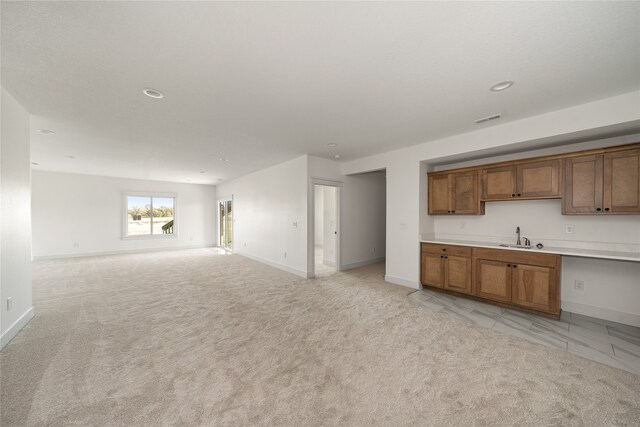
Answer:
[604,149,640,213]
[563,154,602,214]
[482,159,562,201]
[564,148,640,215]
[516,159,562,199]
[427,142,639,216]
[428,170,483,215]
[481,165,516,200]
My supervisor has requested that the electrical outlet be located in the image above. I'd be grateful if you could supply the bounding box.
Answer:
[244,242,247,247]
[292,221,298,229]
[73,242,80,248]
[7,297,13,311]
[574,279,584,290]
[283,251,287,258]
[189,236,193,241]
[566,224,574,234]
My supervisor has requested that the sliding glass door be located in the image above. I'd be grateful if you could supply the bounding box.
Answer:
[218,198,233,250]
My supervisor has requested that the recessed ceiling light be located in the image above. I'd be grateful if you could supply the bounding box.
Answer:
[490,81,514,92]
[31,162,39,166]
[328,143,338,148]
[66,155,75,159]
[334,154,341,159]
[143,88,164,99]
[37,129,54,134]
[200,171,205,174]
[219,158,229,162]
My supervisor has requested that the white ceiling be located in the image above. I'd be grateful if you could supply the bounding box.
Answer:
[2,1,639,184]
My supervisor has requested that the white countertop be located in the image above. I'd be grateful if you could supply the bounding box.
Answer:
[420,238,640,262]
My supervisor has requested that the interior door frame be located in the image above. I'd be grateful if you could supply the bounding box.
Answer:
[217,195,233,252]
[308,179,343,278]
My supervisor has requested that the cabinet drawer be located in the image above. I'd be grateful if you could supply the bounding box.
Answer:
[473,248,560,268]
[422,243,472,257]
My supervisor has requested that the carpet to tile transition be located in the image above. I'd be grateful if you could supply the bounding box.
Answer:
[1,249,638,425]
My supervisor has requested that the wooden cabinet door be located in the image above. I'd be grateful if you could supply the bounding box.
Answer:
[511,264,557,314]
[563,154,603,214]
[428,175,451,214]
[476,259,511,303]
[421,253,444,288]
[517,159,561,199]
[451,171,479,214]
[482,166,516,200]
[603,149,640,214]
[444,255,472,295]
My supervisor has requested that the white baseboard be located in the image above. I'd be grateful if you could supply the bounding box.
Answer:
[1,307,34,350]
[385,275,420,289]
[235,251,309,279]
[33,244,213,260]
[562,300,640,327]
[341,257,385,271]
[322,259,336,267]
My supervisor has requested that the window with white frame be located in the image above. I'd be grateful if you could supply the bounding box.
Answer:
[124,194,176,237]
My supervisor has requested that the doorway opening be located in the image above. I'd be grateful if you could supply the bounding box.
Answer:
[218,197,233,251]
[313,184,338,277]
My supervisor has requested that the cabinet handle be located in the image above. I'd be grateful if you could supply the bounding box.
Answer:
[444,256,448,259]
[511,194,515,197]
[440,255,443,258]
[447,210,451,213]
[451,210,455,213]
[442,249,446,251]
[513,265,517,268]
[604,208,610,211]
[507,264,511,267]
[596,208,602,212]
[517,193,521,197]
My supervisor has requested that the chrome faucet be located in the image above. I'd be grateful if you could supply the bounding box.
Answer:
[516,226,521,246]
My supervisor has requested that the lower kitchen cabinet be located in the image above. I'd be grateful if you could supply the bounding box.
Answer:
[476,259,512,303]
[421,252,445,288]
[421,244,473,295]
[511,263,557,313]
[421,243,561,318]
[444,255,472,294]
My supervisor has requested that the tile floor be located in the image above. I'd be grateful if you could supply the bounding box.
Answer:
[408,289,640,375]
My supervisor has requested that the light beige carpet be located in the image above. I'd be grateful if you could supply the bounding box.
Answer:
[1,248,638,426]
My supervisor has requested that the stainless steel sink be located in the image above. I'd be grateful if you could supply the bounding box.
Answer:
[498,244,533,249]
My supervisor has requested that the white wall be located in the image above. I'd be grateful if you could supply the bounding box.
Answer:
[431,199,639,251]
[561,258,640,326]
[314,186,324,247]
[1,87,33,349]
[340,171,386,269]
[340,90,640,323]
[216,156,309,277]
[31,171,216,258]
